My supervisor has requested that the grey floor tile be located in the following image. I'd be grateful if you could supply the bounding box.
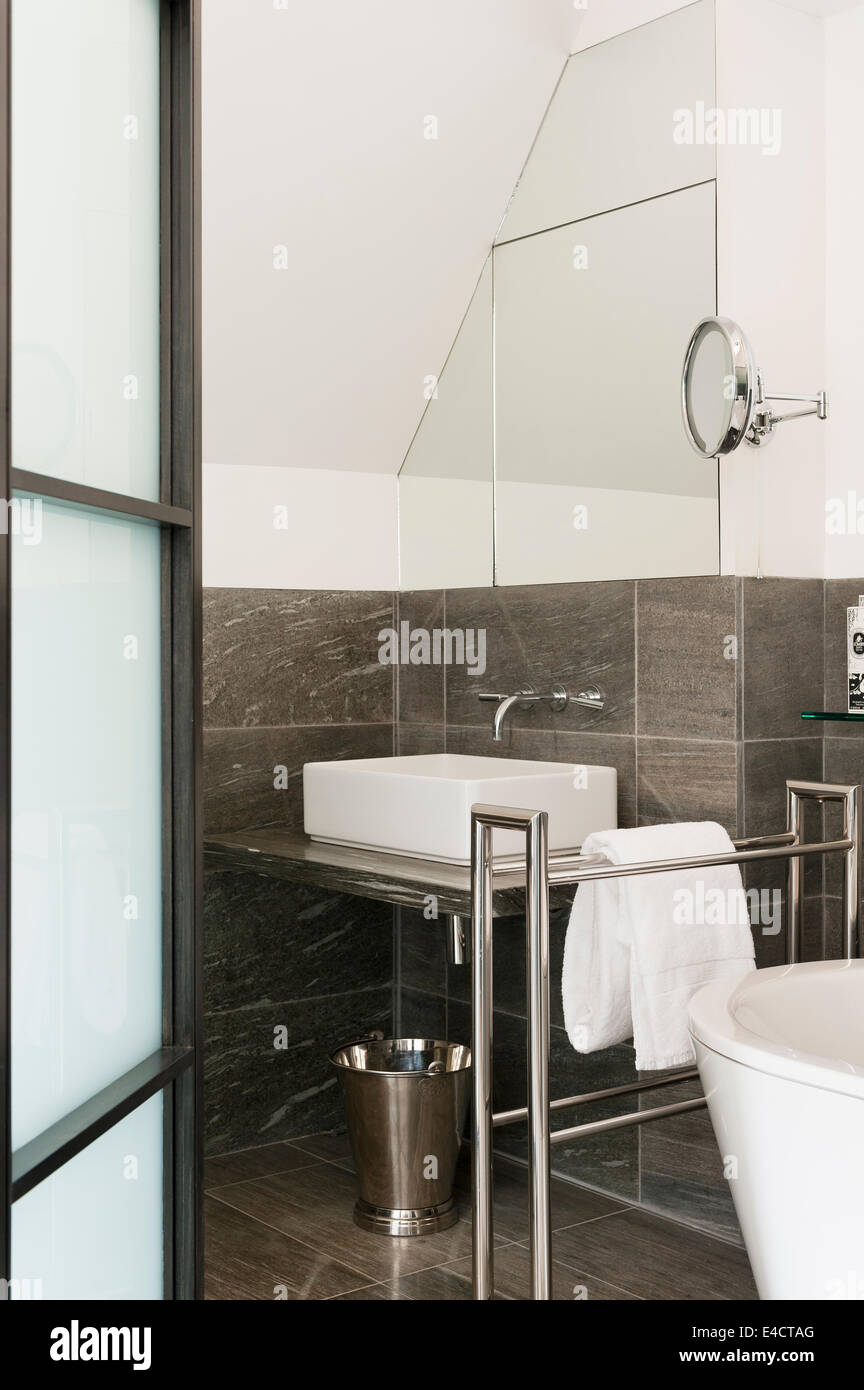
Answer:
[550,1207,758,1300]
[204,1194,368,1301]
[205,1141,320,1190]
[209,1162,501,1284]
[639,1166,741,1247]
[292,1130,355,1171]
[448,999,639,1203]
[454,1162,627,1243]
[330,1283,411,1301]
[636,1078,742,1244]
[204,1131,759,1302]
[391,1242,639,1301]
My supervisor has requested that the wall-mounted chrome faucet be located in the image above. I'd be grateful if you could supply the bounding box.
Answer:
[477,682,605,741]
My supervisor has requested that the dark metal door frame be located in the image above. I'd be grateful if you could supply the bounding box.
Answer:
[0,0,202,1300]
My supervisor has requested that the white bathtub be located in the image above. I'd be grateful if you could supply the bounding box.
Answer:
[689,960,864,1301]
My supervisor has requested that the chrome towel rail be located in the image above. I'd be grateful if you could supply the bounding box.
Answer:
[469,779,861,1302]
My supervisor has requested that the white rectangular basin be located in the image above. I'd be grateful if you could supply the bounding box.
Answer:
[303,753,617,864]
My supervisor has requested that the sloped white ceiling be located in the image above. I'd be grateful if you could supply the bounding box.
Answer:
[203,0,573,476]
[780,0,864,14]
[569,0,694,52]
[567,0,864,56]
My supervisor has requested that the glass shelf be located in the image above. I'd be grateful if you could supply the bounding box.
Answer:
[802,712,864,722]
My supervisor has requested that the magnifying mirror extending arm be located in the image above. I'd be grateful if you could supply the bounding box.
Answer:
[682,316,829,458]
[747,379,829,447]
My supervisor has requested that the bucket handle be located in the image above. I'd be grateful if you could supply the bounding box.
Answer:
[341,1028,385,1050]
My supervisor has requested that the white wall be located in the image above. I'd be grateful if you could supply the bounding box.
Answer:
[716,0,827,578]
[569,0,695,52]
[203,464,398,590]
[572,0,843,582]
[824,4,864,577]
[202,0,573,589]
[495,484,718,584]
[202,0,853,589]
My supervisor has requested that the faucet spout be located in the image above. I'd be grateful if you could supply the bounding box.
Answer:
[492,694,522,742]
[477,681,604,740]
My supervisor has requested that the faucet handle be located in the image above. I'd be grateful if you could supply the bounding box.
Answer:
[481,685,538,706]
[477,681,604,739]
[546,683,569,713]
[572,684,605,711]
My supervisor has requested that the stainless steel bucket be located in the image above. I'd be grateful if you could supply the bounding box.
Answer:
[330,1036,471,1237]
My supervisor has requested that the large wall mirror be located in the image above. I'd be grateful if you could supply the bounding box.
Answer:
[397,0,720,589]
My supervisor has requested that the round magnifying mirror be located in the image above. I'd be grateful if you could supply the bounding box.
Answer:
[682,316,756,458]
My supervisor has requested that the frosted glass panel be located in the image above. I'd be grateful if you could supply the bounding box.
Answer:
[11,1096,163,1300]
[11,0,161,499]
[11,500,162,1149]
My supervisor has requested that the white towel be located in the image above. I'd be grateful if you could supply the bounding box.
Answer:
[562,822,756,1071]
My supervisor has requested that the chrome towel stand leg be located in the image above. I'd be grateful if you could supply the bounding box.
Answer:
[787,780,860,961]
[470,780,861,1301]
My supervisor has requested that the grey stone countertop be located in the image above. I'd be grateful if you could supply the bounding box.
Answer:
[204,828,578,919]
